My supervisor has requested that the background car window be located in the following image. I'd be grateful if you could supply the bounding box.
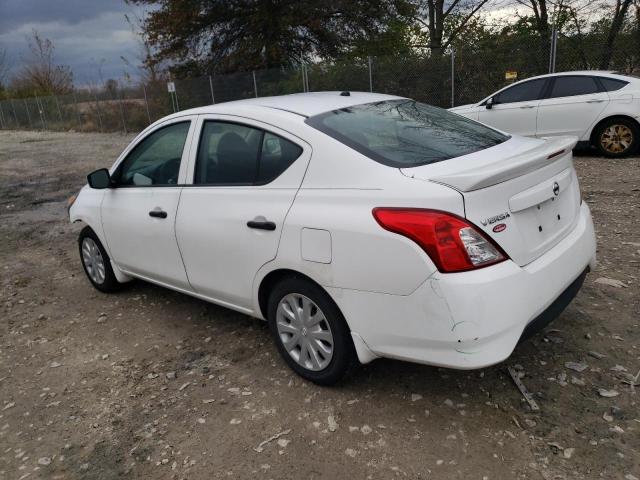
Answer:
[195,121,302,184]
[549,76,600,98]
[117,122,190,186]
[494,79,547,104]
[257,132,302,183]
[306,100,509,167]
[599,77,628,92]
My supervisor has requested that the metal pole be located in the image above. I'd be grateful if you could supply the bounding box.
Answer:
[301,63,306,92]
[142,84,152,124]
[368,56,373,93]
[451,49,456,108]
[173,83,180,111]
[23,99,33,128]
[0,103,5,129]
[10,99,19,127]
[35,95,46,130]
[93,92,103,132]
[72,92,82,130]
[252,71,258,98]
[549,27,558,73]
[208,75,215,104]
[54,95,63,122]
[117,88,127,134]
[304,64,309,92]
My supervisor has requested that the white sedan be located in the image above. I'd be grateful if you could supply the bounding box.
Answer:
[450,71,640,157]
[68,92,596,384]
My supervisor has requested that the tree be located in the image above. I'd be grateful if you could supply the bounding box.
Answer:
[10,30,73,96]
[599,0,633,68]
[126,0,417,76]
[414,0,493,56]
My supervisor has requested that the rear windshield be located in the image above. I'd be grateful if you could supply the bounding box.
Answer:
[305,100,509,167]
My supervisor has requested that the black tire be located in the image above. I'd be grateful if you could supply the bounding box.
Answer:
[267,275,356,385]
[78,226,122,293]
[593,117,639,158]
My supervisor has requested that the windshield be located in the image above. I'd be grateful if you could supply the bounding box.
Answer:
[306,100,509,167]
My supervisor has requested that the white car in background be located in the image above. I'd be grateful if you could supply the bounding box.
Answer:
[68,92,596,384]
[450,71,640,157]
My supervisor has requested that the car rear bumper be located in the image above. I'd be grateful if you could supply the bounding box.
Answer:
[328,202,597,369]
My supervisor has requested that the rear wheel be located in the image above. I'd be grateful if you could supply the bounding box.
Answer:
[78,227,122,293]
[594,117,639,158]
[267,275,356,385]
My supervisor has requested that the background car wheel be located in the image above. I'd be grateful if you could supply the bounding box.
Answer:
[594,117,639,158]
[78,226,122,293]
[267,275,356,385]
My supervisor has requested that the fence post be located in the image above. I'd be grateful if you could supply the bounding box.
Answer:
[72,92,82,130]
[117,87,127,134]
[252,71,258,98]
[10,100,19,127]
[549,27,558,73]
[0,103,5,129]
[208,75,215,104]
[54,95,63,123]
[93,92,104,132]
[23,99,33,129]
[450,49,456,108]
[368,56,373,92]
[35,95,47,130]
[142,84,152,124]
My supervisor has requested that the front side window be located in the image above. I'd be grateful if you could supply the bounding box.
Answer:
[195,121,302,185]
[306,100,509,167]
[117,122,190,186]
[494,79,547,104]
[549,76,600,98]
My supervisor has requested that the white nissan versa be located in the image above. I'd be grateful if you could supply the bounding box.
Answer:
[449,71,640,157]
[68,92,597,384]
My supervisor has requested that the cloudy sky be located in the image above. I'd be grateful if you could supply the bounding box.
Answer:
[0,0,146,85]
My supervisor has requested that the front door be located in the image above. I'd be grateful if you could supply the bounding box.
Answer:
[478,78,549,137]
[101,119,195,289]
[176,116,310,310]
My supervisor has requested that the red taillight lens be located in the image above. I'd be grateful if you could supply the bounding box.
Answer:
[372,208,507,273]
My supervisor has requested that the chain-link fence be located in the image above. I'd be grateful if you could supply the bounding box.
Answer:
[1,39,637,134]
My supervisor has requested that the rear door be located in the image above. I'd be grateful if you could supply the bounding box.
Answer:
[101,118,196,289]
[478,78,548,137]
[175,115,311,309]
[536,75,610,138]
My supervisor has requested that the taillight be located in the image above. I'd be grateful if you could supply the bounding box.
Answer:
[372,208,508,273]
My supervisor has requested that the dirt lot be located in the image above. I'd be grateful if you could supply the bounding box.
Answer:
[0,129,638,480]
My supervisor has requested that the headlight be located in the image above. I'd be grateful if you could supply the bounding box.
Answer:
[66,193,78,211]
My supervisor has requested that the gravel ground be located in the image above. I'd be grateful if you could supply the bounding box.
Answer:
[0,129,638,480]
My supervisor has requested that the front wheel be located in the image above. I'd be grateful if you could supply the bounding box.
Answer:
[267,276,356,385]
[78,227,122,293]
[594,117,639,158]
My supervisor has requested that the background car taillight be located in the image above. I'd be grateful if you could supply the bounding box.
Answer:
[372,208,508,273]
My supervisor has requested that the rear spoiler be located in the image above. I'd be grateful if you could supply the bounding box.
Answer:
[428,136,578,192]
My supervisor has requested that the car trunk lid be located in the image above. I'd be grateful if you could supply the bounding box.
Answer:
[400,136,582,266]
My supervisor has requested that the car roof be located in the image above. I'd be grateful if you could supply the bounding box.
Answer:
[170,91,404,119]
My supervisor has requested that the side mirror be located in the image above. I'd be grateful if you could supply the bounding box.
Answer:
[485,97,494,110]
[87,168,112,189]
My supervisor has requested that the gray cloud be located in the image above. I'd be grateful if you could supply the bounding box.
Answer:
[0,0,146,85]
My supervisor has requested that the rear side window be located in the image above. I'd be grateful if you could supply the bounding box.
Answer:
[195,121,302,185]
[599,77,628,92]
[306,100,509,167]
[550,76,600,98]
[495,79,547,104]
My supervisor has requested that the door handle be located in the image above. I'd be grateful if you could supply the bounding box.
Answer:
[586,99,604,103]
[247,219,276,231]
[149,209,167,219]
[519,105,536,109]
